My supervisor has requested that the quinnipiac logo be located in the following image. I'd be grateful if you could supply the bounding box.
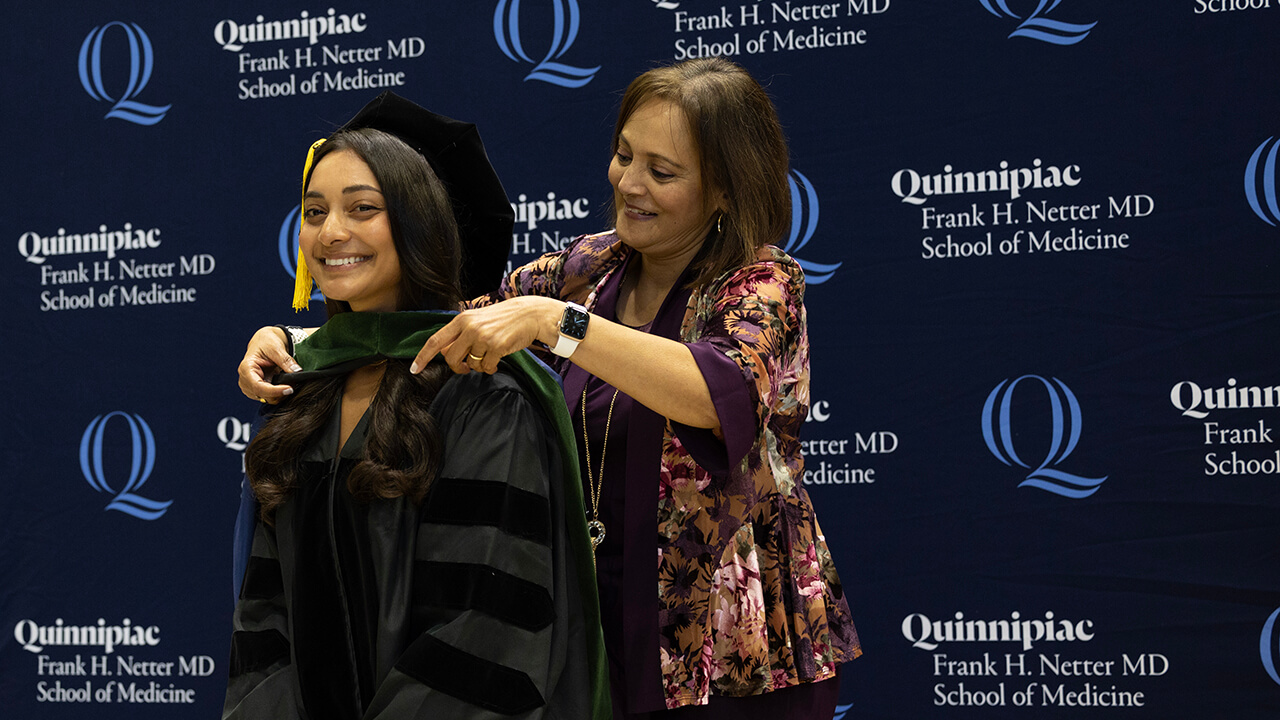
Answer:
[79,412,172,520]
[1245,137,1280,227]
[1263,608,1280,687]
[78,22,171,125]
[217,416,253,452]
[784,170,842,285]
[981,375,1108,498]
[279,206,323,302]
[493,0,600,88]
[218,416,253,474]
[980,0,1097,45]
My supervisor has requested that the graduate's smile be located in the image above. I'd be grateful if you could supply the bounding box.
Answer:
[322,254,372,267]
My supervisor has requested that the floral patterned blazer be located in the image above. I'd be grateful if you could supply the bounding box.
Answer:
[471,231,860,709]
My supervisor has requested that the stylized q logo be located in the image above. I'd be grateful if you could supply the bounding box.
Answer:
[79,412,173,520]
[1245,137,1280,227]
[980,0,1097,45]
[784,169,842,285]
[493,0,600,88]
[981,375,1108,498]
[78,22,171,125]
[278,205,323,301]
[1262,608,1280,687]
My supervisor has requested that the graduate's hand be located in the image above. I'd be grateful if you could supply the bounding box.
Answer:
[412,297,561,375]
[238,326,302,403]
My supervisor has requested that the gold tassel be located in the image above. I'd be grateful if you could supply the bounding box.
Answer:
[292,248,313,311]
[292,139,327,311]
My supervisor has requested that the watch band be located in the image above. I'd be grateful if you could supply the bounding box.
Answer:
[550,302,589,358]
[550,334,581,357]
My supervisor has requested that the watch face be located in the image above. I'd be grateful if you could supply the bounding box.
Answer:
[561,306,589,340]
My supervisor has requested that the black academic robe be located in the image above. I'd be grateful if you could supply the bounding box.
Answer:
[224,369,594,719]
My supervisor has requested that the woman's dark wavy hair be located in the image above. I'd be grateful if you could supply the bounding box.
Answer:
[610,57,791,289]
[246,128,464,524]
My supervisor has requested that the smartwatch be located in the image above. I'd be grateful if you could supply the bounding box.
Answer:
[551,302,590,358]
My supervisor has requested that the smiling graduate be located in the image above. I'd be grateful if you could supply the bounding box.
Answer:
[223,92,608,720]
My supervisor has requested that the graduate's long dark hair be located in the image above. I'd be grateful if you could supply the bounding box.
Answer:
[246,128,464,524]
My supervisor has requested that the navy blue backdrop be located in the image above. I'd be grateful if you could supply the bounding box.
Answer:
[4,1,1280,717]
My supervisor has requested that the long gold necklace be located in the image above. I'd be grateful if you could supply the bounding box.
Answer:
[581,384,620,568]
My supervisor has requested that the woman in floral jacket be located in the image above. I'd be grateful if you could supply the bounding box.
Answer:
[242,57,860,718]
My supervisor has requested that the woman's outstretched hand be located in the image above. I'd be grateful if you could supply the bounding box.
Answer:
[238,326,302,403]
[413,297,559,375]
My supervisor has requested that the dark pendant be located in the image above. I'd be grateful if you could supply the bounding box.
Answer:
[588,519,606,548]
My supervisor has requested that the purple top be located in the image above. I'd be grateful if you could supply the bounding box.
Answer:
[481,232,858,713]
[565,254,835,718]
